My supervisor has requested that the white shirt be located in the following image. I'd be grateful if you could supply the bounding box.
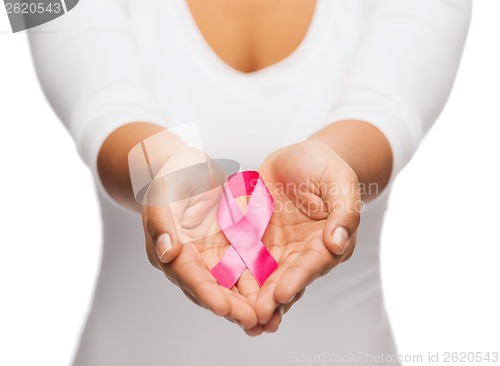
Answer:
[28,1,471,365]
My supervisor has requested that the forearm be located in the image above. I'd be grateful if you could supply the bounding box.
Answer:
[310,120,393,201]
[97,122,184,211]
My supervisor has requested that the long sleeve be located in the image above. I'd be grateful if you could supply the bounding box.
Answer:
[28,0,169,180]
[328,0,472,181]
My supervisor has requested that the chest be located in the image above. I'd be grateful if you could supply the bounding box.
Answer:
[185,0,317,73]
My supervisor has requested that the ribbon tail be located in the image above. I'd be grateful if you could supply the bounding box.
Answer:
[210,245,246,288]
[253,246,278,287]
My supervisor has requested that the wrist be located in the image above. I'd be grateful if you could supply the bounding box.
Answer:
[98,122,186,211]
[129,139,208,209]
[309,120,392,200]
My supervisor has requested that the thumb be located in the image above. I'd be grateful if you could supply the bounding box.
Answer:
[146,204,183,264]
[322,164,361,256]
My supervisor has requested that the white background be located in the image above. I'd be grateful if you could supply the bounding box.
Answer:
[0,2,499,366]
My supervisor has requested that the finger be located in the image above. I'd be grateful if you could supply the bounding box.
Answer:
[146,204,182,263]
[235,269,261,306]
[223,290,260,329]
[245,324,265,337]
[225,290,259,329]
[321,164,361,256]
[254,262,289,324]
[274,238,336,305]
[251,242,289,324]
[340,231,357,263]
[263,306,283,333]
[170,254,258,328]
[282,288,306,314]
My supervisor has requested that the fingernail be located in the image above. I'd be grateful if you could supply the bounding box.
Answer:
[332,226,350,254]
[157,233,172,262]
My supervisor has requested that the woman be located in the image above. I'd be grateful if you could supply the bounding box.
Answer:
[28,0,471,365]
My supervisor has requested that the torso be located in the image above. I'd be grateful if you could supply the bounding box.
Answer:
[186,0,317,73]
[73,2,400,364]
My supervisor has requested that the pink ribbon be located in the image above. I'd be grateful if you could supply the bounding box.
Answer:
[210,171,278,288]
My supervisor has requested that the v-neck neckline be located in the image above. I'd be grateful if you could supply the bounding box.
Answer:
[169,0,327,87]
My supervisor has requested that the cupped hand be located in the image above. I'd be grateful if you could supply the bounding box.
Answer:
[247,139,361,335]
[142,147,260,330]
[142,140,361,335]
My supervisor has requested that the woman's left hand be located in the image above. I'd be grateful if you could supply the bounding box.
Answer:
[246,139,362,335]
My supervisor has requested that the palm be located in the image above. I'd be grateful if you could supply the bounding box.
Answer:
[146,141,359,334]
[252,140,360,328]
[144,151,261,329]
[146,193,264,328]
[156,162,328,335]
[260,169,334,283]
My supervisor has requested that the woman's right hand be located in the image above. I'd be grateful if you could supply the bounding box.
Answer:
[141,148,260,329]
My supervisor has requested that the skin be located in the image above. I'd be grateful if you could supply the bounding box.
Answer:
[97,0,393,335]
[185,0,317,74]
